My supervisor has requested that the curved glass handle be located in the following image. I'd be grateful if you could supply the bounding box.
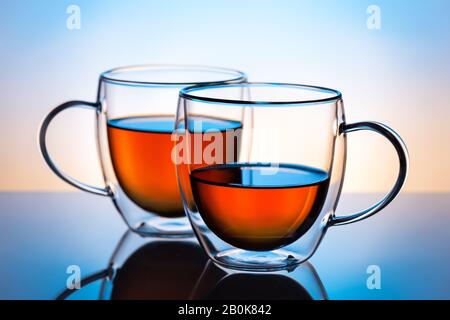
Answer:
[39,101,111,196]
[329,121,409,226]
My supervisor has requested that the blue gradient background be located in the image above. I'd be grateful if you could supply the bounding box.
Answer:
[0,0,449,192]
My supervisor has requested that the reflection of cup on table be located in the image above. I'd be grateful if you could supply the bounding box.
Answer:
[191,260,328,300]
[56,230,327,300]
[101,232,208,300]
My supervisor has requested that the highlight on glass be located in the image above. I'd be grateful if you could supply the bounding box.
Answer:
[39,65,247,237]
[174,82,409,270]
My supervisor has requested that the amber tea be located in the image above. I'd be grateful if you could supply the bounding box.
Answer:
[190,163,330,251]
[108,116,241,217]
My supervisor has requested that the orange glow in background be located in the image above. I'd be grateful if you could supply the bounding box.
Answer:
[0,0,449,193]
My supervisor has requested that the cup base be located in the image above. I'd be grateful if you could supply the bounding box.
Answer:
[131,216,193,238]
[212,248,306,272]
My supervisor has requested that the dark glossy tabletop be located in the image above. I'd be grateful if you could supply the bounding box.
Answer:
[1,192,449,300]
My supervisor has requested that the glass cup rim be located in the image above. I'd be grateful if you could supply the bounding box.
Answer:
[179,82,342,106]
[100,64,247,87]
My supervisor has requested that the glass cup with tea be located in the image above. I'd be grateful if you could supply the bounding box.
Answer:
[175,82,409,270]
[39,65,246,236]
